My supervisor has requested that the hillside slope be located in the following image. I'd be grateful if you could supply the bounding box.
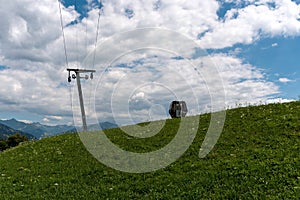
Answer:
[0,102,299,199]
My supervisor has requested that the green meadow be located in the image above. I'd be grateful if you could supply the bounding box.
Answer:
[0,101,299,199]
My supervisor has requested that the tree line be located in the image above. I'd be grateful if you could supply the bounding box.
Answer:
[0,133,29,151]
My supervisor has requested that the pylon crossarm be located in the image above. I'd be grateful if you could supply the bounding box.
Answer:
[67,68,96,132]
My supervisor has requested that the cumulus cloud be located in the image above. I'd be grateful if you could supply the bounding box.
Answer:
[0,0,297,125]
[266,98,295,104]
[43,115,64,125]
[199,0,300,48]
[279,77,294,83]
[72,36,278,125]
[19,119,33,124]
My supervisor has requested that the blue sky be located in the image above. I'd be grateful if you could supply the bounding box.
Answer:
[209,36,300,99]
[240,37,299,98]
[213,0,299,100]
[0,0,299,125]
[63,0,300,102]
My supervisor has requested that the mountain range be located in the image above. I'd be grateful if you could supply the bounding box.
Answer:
[0,118,118,140]
[0,122,36,140]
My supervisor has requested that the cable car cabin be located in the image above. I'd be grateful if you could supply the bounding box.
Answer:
[169,101,188,118]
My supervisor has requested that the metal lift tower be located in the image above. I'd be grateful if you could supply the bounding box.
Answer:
[67,68,96,132]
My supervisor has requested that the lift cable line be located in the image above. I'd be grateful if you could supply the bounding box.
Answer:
[57,1,100,132]
[67,68,96,132]
[92,2,103,69]
[75,0,79,68]
[57,0,69,68]
[87,1,103,116]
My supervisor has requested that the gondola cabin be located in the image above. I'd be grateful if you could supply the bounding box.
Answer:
[169,101,188,118]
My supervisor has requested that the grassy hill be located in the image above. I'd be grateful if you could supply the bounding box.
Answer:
[0,101,299,199]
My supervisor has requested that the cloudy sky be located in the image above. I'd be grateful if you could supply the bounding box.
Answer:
[0,0,299,126]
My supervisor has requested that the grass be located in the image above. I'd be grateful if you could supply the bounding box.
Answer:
[0,101,299,199]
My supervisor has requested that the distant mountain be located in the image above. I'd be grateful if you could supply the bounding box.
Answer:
[0,119,74,139]
[90,122,119,131]
[0,119,118,139]
[65,122,119,133]
[0,123,35,140]
[31,122,75,137]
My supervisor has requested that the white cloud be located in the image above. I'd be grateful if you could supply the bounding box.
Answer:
[131,92,146,102]
[19,119,33,124]
[42,118,50,123]
[266,98,295,104]
[42,115,64,125]
[0,0,295,125]
[199,0,300,48]
[46,115,63,120]
[203,54,279,106]
[0,0,76,63]
[75,45,278,125]
[279,77,294,83]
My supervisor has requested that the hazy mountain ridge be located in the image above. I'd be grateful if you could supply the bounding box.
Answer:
[0,118,118,139]
[0,119,71,139]
[0,123,36,140]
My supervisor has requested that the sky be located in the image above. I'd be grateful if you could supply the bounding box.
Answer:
[0,0,299,126]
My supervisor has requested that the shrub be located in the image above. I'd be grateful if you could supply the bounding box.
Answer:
[0,140,8,151]
[6,133,29,148]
